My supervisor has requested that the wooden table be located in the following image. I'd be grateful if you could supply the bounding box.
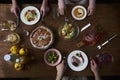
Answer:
[0,3,120,78]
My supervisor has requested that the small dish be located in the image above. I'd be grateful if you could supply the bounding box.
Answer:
[44,48,62,66]
[72,5,87,20]
[20,6,40,25]
[67,50,88,71]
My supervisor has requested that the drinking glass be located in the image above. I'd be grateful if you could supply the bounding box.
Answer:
[0,20,17,31]
[52,7,60,19]
[95,52,114,65]
[16,16,29,37]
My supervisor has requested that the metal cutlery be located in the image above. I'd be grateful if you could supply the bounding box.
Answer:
[97,34,118,50]
[81,23,91,32]
[1,28,9,31]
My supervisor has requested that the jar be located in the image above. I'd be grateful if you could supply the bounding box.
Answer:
[16,56,31,64]
[4,53,20,62]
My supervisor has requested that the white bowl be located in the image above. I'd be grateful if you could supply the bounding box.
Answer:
[72,5,87,20]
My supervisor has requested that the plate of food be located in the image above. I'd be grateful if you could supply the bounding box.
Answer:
[20,6,40,25]
[58,22,79,40]
[30,26,53,49]
[67,50,88,71]
[71,5,87,20]
[44,48,62,66]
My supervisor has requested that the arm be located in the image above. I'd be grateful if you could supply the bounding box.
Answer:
[90,59,101,80]
[88,0,96,16]
[40,0,49,16]
[58,0,66,15]
[11,0,20,17]
[56,60,66,80]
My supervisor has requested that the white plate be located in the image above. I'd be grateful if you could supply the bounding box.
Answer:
[71,5,87,20]
[20,6,40,25]
[67,50,88,71]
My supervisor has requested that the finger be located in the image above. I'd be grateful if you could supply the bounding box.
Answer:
[58,8,61,15]
[61,9,64,15]
[59,8,64,15]
[41,10,45,17]
[16,8,20,15]
[14,11,18,18]
[90,59,94,65]
[87,9,90,16]
[61,60,65,64]
[88,10,92,16]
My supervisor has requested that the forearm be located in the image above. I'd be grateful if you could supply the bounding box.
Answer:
[58,0,64,3]
[89,0,96,6]
[56,72,63,80]
[42,0,48,6]
[11,0,17,5]
[93,71,101,80]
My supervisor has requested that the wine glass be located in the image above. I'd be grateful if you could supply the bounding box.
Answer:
[52,7,60,19]
[16,16,29,37]
[95,52,114,65]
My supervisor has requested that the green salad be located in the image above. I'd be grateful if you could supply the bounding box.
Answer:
[47,51,58,64]
[61,23,77,39]
[24,9,37,22]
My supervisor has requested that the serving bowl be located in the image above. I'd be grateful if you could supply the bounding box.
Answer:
[44,48,62,66]
[58,21,79,40]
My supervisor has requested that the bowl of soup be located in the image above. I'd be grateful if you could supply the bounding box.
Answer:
[72,5,87,20]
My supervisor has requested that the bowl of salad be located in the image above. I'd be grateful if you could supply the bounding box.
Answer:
[58,22,79,40]
[44,48,62,66]
[20,6,40,25]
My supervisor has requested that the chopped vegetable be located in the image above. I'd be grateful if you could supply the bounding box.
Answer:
[24,9,38,22]
[47,51,58,64]
[61,22,77,39]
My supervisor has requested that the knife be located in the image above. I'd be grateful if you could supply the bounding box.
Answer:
[81,23,91,32]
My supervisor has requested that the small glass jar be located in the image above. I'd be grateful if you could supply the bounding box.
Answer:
[4,53,20,62]
[16,56,31,64]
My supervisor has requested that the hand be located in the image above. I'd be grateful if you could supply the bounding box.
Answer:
[87,0,96,16]
[40,0,49,17]
[56,60,66,80]
[58,0,66,15]
[10,3,20,18]
[90,59,98,74]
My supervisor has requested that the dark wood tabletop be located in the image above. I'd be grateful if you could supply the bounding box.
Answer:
[0,3,120,78]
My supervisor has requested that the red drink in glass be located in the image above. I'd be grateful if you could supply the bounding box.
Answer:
[95,53,113,65]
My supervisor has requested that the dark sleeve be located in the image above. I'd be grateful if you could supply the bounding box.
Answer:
[0,0,11,4]
[0,0,58,4]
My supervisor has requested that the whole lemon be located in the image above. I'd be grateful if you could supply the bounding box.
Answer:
[19,48,28,56]
[14,62,23,71]
[10,45,20,54]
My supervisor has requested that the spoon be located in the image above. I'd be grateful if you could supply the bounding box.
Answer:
[97,34,117,50]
